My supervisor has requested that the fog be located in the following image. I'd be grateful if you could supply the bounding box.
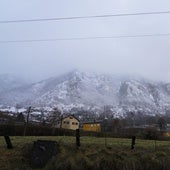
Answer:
[0,0,170,82]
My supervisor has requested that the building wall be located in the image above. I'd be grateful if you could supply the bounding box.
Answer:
[61,116,79,130]
[162,131,170,137]
[83,123,101,132]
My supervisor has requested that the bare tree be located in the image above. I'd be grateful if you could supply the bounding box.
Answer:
[157,117,167,131]
[48,108,61,126]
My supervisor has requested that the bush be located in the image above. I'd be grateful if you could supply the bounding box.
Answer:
[141,127,160,140]
[0,124,76,136]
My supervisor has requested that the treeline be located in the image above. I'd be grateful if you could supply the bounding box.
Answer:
[0,124,163,141]
[0,124,75,136]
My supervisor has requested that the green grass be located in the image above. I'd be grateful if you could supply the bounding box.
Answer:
[0,136,170,170]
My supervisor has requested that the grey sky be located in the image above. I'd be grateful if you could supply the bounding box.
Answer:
[0,0,170,82]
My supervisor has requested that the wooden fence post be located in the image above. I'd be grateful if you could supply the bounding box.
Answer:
[4,136,13,149]
[76,129,80,147]
[131,136,136,150]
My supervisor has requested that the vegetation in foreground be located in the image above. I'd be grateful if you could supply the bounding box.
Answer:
[0,136,170,170]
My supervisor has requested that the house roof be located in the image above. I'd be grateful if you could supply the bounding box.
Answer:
[83,120,102,124]
[62,115,79,122]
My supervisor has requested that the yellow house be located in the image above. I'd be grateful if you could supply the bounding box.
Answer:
[83,121,102,132]
[162,131,170,137]
[60,115,79,130]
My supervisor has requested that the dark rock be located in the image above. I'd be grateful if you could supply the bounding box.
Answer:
[30,140,59,168]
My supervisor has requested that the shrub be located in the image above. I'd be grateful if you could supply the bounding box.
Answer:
[141,127,160,140]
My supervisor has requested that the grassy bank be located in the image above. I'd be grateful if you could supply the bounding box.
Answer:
[0,136,170,170]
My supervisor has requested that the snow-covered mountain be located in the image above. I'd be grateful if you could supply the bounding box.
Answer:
[1,70,170,116]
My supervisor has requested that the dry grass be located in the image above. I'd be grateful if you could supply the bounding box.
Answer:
[0,136,170,170]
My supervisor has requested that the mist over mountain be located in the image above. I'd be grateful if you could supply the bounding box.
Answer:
[0,70,170,117]
[0,74,27,93]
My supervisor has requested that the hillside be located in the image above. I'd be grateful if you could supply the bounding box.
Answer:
[1,70,170,116]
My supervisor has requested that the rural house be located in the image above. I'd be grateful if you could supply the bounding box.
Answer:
[57,115,79,130]
[83,121,102,132]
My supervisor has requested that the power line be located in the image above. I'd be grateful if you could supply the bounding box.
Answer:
[1,33,170,44]
[1,11,170,24]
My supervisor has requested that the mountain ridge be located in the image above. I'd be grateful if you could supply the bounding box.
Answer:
[0,70,170,116]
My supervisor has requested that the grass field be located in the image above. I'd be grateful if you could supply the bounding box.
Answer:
[0,136,170,170]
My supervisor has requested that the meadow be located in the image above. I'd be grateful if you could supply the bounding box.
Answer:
[0,136,170,170]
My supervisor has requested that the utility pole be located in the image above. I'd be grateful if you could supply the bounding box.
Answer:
[103,118,108,148]
[23,106,31,136]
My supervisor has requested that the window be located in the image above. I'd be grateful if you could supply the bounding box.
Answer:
[72,122,78,125]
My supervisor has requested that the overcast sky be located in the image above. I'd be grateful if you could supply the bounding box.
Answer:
[0,0,170,82]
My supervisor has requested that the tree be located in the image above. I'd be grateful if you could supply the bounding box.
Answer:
[48,108,61,127]
[112,118,121,133]
[16,113,25,122]
[157,117,167,131]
